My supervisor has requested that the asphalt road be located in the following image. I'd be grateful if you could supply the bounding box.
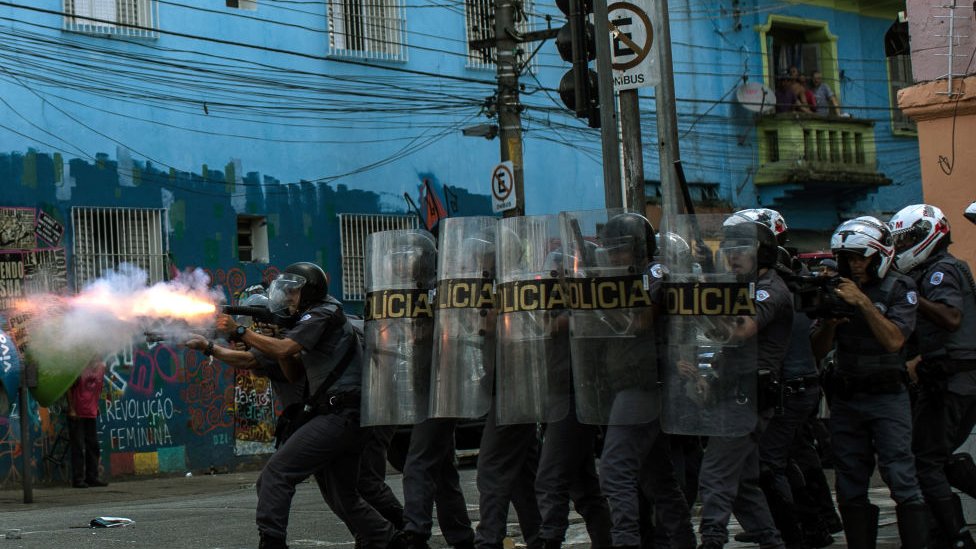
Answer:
[0,464,918,549]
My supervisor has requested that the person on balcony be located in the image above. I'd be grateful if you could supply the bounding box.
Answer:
[810,71,841,116]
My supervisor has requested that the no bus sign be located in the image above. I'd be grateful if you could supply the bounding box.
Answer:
[490,161,517,213]
[608,0,660,90]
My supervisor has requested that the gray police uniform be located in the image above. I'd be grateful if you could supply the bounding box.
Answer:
[825,271,922,505]
[474,402,543,549]
[755,297,823,544]
[535,308,612,547]
[910,251,976,500]
[254,298,399,548]
[401,418,476,546]
[598,261,668,547]
[640,432,697,549]
[253,350,405,535]
[699,268,791,549]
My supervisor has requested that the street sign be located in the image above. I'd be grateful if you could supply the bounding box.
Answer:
[608,0,659,90]
[491,161,516,213]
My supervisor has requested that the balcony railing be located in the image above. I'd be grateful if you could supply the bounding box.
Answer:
[755,113,890,187]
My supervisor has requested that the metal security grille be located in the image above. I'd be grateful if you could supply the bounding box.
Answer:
[338,213,418,301]
[465,0,533,70]
[328,0,407,62]
[71,207,169,291]
[64,0,158,38]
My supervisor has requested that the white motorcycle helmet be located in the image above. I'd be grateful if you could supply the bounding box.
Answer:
[726,208,789,245]
[965,201,976,225]
[888,204,950,273]
[830,216,895,279]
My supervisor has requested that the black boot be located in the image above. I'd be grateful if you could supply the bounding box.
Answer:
[452,540,475,549]
[839,503,879,549]
[258,532,289,549]
[802,468,843,535]
[930,495,976,549]
[947,454,976,500]
[400,531,430,549]
[896,502,930,549]
[540,539,562,549]
[760,471,806,548]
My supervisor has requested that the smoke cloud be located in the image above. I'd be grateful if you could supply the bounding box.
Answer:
[17,264,223,375]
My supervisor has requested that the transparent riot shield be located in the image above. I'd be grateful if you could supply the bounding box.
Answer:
[361,229,437,426]
[429,216,498,419]
[558,209,659,425]
[660,214,759,437]
[494,214,571,424]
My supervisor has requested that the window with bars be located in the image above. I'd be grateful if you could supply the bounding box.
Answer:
[338,213,418,301]
[328,0,407,62]
[465,0,533,70]
[64,0,158,38]
[887,54,917,134]
[71,207,169,291]
[237,215,269,263]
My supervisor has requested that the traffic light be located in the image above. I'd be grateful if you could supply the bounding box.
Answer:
[555,0,600,128]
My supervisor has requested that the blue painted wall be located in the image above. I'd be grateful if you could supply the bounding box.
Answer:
[0,0,918,484]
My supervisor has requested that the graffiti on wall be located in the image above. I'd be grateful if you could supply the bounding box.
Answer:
[233,372,276,456]
[0,206,68,310]
[0,207,36,250]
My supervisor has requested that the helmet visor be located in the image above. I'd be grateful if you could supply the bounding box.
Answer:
[268,273,306,313]
[892,222,929,254]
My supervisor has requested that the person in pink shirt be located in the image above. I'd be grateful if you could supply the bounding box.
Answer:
[67,360,107,488]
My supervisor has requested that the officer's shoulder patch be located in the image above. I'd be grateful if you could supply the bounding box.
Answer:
[930,271,944,286]
[756,289,770,302]
[907,291,918,305]
[300,313,312,322]
[650,263,667,279]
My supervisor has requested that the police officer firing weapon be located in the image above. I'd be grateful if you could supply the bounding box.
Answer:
[190,262,407,549]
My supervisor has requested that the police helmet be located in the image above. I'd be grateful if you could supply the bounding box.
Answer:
[268,262,328,313]
[655,231,692,271]
[888,204,950,273]
[721,215,778,269]
[391,230,437,287]
[600,212,656,265]
[730,208,790,246]
[830,216,894,280]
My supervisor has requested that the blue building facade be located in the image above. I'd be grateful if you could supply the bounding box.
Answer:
[0,0,916,485]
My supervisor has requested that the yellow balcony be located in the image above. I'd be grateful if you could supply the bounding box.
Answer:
[755,113,891,187]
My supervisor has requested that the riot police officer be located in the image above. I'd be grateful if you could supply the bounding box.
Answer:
[533,245,614,549]
[215,262,404,549]
[566,211,662,548]
[889,204,976,549]
[729,209,831,549]
[388,227,477,549]
[692,216,792,549]
[811,217,926,549]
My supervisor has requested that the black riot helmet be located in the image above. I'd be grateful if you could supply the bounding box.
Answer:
[600,212,656,266]
[721,217,778,269]
[268,261,328,313]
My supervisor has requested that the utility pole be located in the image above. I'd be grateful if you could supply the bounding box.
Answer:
[653,0,681,219]
[593,0,622,208]
[620,90,644,212]
[19,363,32,503]
[495,0,525,218]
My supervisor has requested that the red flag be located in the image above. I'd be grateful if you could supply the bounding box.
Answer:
[421,179,448,231]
